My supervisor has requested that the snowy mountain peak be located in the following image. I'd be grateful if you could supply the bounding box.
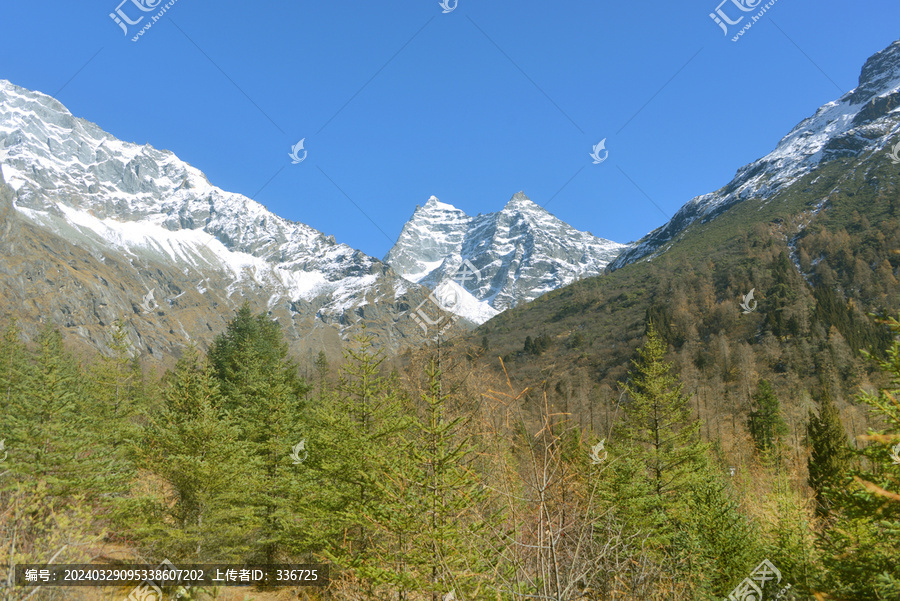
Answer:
[385,192,627,322]
[505,190,535,207]
[500,192,555,220]
[418,195,465,216]
[0,78,424,354]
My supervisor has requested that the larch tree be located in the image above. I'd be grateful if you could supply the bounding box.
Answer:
[616,321,707,537]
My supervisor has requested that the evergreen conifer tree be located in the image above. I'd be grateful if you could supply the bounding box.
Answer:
[0,318,27,416]
[0,319,29,481]
[671,460,761,596]
[806,390,850,518]
[84,320,145,499]
[298,330,411,596]
[747,379,789,454]
[207,304,309,564]
[314,350,329,396]
[405,359,488,600]
[5,325,91,497]
[125,347,252,561]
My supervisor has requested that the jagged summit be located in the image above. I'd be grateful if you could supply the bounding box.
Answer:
[504,190,537,208]
[384,191,627,321]
[422,195,460,212]
[415,196,467,220]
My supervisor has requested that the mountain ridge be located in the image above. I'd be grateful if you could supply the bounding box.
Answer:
[385,190,627,322]
[0,78,435,360]
[609,40,900,271]
[0,78,624,360]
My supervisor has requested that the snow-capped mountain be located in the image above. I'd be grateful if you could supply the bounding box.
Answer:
[384,192,627,323]
[0,79,432,359]
[610,40,900,271]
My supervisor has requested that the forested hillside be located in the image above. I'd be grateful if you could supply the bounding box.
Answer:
[459,156,900,454]
[2,293,900,598]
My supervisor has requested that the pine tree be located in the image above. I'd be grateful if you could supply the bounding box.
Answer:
[747,379,789,454]
[4,325,92,497]
[208,303,303,399]
[0,318,27,416]
[523,336,535,356]
[84,320,145,499]
[671,459,762,596]
[765,251,800,338]
[362,427,422,597]
[314,350,329,395]
[0,319,29,479]
[806,390,850,517]
[0,324,105,581]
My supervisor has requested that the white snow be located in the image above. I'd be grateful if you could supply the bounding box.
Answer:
[385,193,627,323]
[433,279,500,324]
[0,77,429,328]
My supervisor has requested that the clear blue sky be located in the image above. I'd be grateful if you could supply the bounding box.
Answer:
[2,1,897,259]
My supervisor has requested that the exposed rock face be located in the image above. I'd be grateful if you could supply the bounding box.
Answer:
[0,79,440,362]
[385,192,627,323]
